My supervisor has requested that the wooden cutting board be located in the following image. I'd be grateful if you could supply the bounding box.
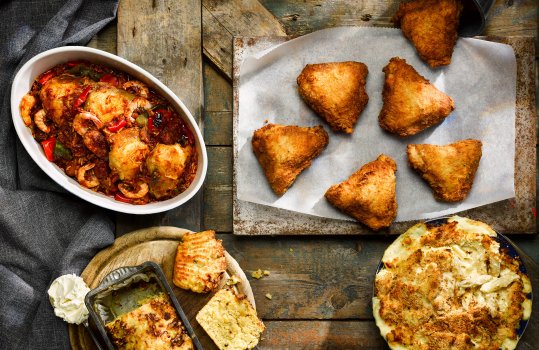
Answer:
[69,226,255,350]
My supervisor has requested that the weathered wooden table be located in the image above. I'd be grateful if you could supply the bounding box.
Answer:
[86,0,537,348]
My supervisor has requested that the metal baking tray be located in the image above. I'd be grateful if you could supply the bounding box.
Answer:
[85,261,203,350]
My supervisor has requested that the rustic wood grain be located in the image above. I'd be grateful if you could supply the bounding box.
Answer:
[115,0,204,234]
[86,19,117,54]
[221,234,392,319]
[258,320,388,349]
[204,62,233,145]
[204,62,233,112]
[69,227,254,350]
[232,35,537,235]
[82,1,538,348]
[202,0,286,79]
[204,147,233,231]
[260,0,537,38]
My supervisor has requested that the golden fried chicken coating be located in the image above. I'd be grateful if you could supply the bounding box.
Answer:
[297,61,369,133]
[393,0,463,67]
[325,154,397,230]
[379,57,455,137]
[252,123,329,195]
[407,139,482,202]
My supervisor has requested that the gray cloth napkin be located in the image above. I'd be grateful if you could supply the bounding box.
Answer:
[0,1,118,348]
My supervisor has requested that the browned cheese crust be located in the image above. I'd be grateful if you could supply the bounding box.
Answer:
[379,57,455,137]
[297,61,369,133]
[325,154,397,230]
[173,230,227,293]
[374,220,529,350]
[252,123,329,195]
[393,0,463,67]
[407,139,482,202]
[105,293,194,350]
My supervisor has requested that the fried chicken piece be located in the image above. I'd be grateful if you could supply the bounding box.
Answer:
[297,61,369,133]
[393,0,463,67]
[325,154,397,230]
[407,139,482,202]
[379,57,455,137]
[252,123,329,195]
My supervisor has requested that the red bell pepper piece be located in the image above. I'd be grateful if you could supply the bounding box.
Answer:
[99,73,119,86]
[38,71,57,85]
[107,119,127,133]
[114,193,133,203]
[41,137,56,161]
[148,109,171,133]
[66,60,88,67]
[73,86,92,110]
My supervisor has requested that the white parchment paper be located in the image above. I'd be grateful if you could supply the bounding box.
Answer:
[237,27,516,222]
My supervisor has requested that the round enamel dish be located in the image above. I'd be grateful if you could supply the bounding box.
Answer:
[11,46,207,214]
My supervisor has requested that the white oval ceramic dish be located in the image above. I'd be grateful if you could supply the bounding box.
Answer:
[11,46,207,214]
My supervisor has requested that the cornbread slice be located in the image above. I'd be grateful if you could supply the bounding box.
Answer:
[105,293,194,350]
[196,289,265,350]
[173,230,227,293]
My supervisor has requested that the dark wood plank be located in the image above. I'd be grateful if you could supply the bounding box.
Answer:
[202,0,286,79]
[260,0,537,37]
[485,0,538,37]
[204,185,233,232]
[204,147,233,231]
[260,1,399,36]
[204,62,233,112]
[203,62,233,145]
[87,19,118,54]
[204,111,232,146]
[219,234,392,319]
[115,0,204,234]
[258,320,388,349]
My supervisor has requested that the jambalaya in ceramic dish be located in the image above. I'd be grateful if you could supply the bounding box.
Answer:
[19,60,197,204]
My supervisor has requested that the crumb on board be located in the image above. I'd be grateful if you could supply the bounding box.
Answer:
[265,293,272,300]
[252,269,270,280]
[226,275,241,286]
[252,269,264,279]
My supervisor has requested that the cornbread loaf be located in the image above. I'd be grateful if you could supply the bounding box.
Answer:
[173,230,227,293]
[196,289,265,350]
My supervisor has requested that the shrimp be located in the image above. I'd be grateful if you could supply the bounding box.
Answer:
[34,109,50,133]
[123,80,149,98]
[124,97,151,123]
[20,93,36,126]
[73,111,103,135]
[77,163,99,188]
[82,130,108,158]
[118,181,149,199]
